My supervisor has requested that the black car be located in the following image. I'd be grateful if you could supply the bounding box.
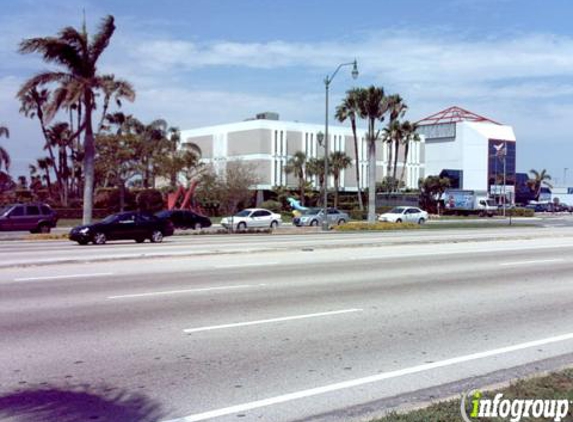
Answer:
[69,212,174,245]
[0,203,58,233]
[155,209,212,230]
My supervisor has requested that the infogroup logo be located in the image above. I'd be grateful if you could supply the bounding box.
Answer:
[461,390,570,422]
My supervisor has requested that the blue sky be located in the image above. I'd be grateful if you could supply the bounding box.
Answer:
[1,0,573,183]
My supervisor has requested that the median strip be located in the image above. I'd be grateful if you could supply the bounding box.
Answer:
[183,308,363,334]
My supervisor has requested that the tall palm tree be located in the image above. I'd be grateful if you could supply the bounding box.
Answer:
[284,151,307,206]
[527,169,553,201]
[335,88,364,211]
[381,119,401,190]
[399,121,420,187]
[329,151,352,208]
[386,94,407,180]
[306,157,328,206]
[97,74,135,134]
[357,86,390,223]
[0,125,9,172]
[18,15,120,224]
[36,157,54,192]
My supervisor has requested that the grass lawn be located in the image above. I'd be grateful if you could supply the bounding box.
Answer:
[372,368,573,422]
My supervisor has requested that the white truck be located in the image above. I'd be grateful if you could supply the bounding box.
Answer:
[443,190,498,217]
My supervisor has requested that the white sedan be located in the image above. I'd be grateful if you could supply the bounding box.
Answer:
[221,208,282,230]
[378,206,428,224]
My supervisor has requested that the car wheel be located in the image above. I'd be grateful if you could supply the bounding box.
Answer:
[237,222,247,231]
[396,219,402,223]
[310,219,318,227]
[337,219,346,225]
[77,240,89,246]
[93,232,106,245]
[418,218,426,225]
[135,237,146,243]
[38,224,51,234]
[270,220,278,229]
[194,222,202,230]
[150,230,164,243]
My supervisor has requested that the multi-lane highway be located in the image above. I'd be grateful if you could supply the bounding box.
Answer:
[1,226,573,422]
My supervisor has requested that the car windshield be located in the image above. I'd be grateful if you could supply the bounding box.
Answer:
[0,206,10,216]
[388,207,407,214]
[234,210,252,217]
[155,210,170,218]
[303,208,321,215]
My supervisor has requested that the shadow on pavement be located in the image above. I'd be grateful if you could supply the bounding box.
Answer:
[0,385,165,422]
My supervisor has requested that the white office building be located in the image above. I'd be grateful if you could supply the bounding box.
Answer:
[417,106,517,199]
[181,112,425,192]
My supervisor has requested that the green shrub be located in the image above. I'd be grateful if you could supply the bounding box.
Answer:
[334,222,420,231]
[261,199,283,213]
[506,207,535,217]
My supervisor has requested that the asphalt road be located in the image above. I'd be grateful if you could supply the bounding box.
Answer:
[1,230,573,422]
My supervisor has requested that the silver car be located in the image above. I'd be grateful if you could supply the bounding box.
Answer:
[293,207,349,227]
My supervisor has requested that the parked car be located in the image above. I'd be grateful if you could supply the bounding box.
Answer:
[220,208,282,230]
[525,202,554,212]
[0,203,58,233]
[293,207,349,227]
[155,209,212,230]
[378,206,429,224]
[69,211,174,245]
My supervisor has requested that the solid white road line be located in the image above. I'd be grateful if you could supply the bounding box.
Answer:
[107,284,265,300]
[500,258,565,267]
[183,308,363,334]
[164,331,573,422]
[14,272,114,281]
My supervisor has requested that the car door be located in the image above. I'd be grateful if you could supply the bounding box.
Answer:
[251,210,270,228]
[327,209,340,224]
[115,213,138,239]
[405,208,418,223]
[25,205,42,230]
[5,205,25,230]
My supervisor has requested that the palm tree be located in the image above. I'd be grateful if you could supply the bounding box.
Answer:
[335,88,364,211]
[386,94,407,180]
[527,169,553,201]
[382,120,400,189]
[284,151,307,206]
[18,15,120,224]
[398,121,420,187]
[97,74,135,134]
[36,157,54,192]
[0,126,10,171]
[357,86,390,223]
[0,125,9,172]
[306,157,328,206]
[329,151,352,208]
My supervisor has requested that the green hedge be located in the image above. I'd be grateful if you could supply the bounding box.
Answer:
[334,222,420,231]
[505,207,535,217]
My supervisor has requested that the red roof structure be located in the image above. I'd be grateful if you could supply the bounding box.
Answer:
[416,106,501,126]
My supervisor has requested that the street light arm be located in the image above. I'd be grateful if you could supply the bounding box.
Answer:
[325,61,358,86]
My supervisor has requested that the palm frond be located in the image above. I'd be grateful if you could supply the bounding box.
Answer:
[89,15,116,65]
[0,146,11,171]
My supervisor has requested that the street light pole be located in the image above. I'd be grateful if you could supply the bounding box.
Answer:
[502,141,507,218]
[322,60,358,231]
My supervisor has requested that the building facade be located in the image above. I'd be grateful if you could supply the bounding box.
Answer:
[417,106,517,202]
[181,113,425,192]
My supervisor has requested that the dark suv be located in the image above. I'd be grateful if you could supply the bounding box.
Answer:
[0,203,58,233]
